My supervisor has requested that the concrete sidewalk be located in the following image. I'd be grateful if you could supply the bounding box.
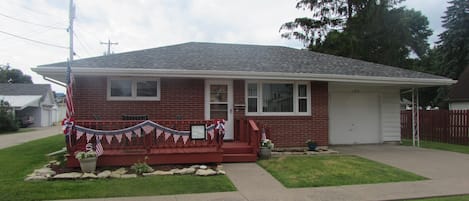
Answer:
[0,126,61,149]
[62,145,469,201]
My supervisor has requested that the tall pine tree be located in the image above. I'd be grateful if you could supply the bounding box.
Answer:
[437,0,469,80]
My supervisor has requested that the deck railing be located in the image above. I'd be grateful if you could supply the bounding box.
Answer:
[235,118,262,154]
[69,119,222,154]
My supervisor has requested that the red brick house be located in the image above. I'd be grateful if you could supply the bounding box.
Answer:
[33,42,455,165]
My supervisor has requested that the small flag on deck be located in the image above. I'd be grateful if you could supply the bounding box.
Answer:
[95,141,104,157]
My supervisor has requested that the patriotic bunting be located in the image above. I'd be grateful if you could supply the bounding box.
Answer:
[105,135,113,143]
[86,133,93,142]
[72,120,218,145]
[173,135,180,143]
[208,130,214,140]
[164,132,171,141]
[125,132,132,140]
[76,130,84,139]
[156,129,163,138]
[116,134,123,143]
[182,135,189,144]
[143,125,154,134]
[134,128,141,137]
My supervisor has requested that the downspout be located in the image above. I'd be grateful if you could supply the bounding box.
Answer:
[42,76,66,88]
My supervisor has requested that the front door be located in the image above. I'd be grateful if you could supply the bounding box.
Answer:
[205,80,234,140]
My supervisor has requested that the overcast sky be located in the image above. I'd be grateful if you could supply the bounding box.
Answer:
[0,0,449,93]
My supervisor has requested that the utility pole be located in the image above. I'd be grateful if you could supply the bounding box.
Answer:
[68,0,75,68]
[100,39,118,55]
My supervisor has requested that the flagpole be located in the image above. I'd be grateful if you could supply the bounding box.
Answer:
[65,0,75,149]
[69,0,74,65]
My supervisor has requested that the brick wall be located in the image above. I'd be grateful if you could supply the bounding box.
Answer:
[75,77,328,147]
[74,77,204,120]
[233,80,329,147]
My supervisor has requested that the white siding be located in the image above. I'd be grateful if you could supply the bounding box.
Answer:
[329,84,401,144]
[380,89,401,142]
[449,102,469,110]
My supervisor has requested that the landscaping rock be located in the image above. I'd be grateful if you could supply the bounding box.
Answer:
[97,170,111,178]
[199,165,208,170]
[53,172,83,179]
[25,175,48,181]
[195,169,217,176]
[120,174,137,178]
[110,173,121,178]
[216,165,223,171]
[143,170,174,176]
[190,165,200,169]
[81,173,98,179]
[112,167,127,175]
[173,167,196,175]
[34,168,56,177]
[217,170,226,175]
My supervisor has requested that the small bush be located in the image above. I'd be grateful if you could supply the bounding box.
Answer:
[131,158,154,175]
[0,100,18,133]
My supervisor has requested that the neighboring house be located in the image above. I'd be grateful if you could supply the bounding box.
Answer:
[0,83,57,127]
[33,42,455,147]
[448,67,469,110]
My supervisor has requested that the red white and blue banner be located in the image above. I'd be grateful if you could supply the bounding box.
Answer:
[74,120,218,145]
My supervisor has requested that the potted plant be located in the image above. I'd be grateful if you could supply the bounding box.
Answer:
[305,139,317,151]
[75,150,97,173]
[259,139,274,159]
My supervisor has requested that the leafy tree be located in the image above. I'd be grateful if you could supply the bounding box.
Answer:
[280,0,402,46]
[437,0,469,79]
[0,64,32,83]
[313,6,432,67]
[0,100,19,133]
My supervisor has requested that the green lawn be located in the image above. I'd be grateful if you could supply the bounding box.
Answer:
[408,195,469,201]
[0,135,236,201]
[402,139,469,154]
[257,155,426,188]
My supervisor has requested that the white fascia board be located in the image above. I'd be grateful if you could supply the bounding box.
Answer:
[32,67,457,86]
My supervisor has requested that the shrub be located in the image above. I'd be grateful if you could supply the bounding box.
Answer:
[131,158,154,175]
[0,100,18,133]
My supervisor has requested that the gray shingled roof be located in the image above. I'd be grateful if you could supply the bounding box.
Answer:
[0,83,51,96]
[39,42,446,79]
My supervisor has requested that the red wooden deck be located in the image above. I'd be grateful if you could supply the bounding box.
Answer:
[66,119,261,167]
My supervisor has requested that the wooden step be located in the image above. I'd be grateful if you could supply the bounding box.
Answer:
[223,153,257,162]
[222,142,255,154]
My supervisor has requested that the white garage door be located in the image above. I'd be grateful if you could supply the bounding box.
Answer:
[329,92,381,144]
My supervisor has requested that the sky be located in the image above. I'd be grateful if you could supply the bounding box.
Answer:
[0,0,449,93]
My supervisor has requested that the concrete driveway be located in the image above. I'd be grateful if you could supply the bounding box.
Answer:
[333,144,469,180]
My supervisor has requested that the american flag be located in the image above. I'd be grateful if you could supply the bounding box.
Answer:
[95,140,104,157]
[65,61,74,119]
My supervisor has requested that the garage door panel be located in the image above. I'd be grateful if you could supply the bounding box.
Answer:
[329,92,381,144]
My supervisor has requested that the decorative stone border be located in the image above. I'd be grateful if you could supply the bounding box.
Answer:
[25,162,226,181]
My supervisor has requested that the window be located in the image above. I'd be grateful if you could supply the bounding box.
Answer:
[107,78,160,101]
[246,81,310,115]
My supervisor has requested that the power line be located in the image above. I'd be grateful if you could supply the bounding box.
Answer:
[73,32,93,57]
[0,30,68,49]
[0,12,65,30]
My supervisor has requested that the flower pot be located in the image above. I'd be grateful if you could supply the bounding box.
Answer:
[259,147,271,160]
[79,157,97,173]
[307,144,317,151]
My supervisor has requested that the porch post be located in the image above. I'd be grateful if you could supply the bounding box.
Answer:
[412,88,420,147]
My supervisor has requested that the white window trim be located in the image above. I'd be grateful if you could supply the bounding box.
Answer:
[245,80,311,116]
[107,77,161,101]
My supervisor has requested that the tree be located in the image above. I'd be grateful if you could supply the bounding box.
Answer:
[280,0,402,46]
[0,64,33,83]
[0,100,19,133]
[437,0,469,79]
[312,6,432,67]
